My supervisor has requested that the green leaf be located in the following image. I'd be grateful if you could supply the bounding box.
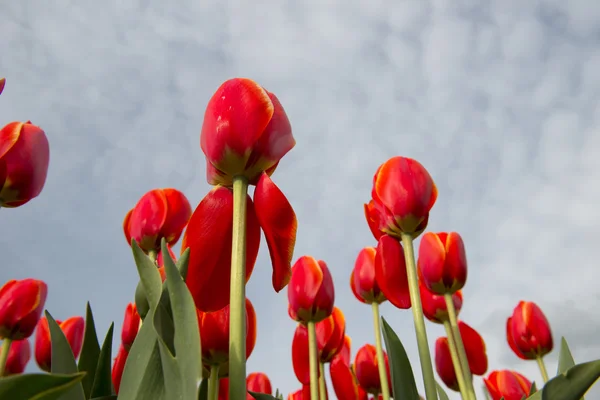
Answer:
[529,381,538,396]
[0,372,86,400]
[77,303,101,399]
[89,397,117,400]
[380,317,421,400]
[89,323,114,398]
[558,338,576,375]
[435,382,450,400]
[176,248,190,280]
[249,393,279,400]
[46,311,86,400]
[197,379,208,400]
[134,281,150,320]
[131,240,163,309]
[541,360,600,400]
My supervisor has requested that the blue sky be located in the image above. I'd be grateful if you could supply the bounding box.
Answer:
[1,0,599,398]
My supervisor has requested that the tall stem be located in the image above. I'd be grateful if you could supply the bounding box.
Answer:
[307,321,320,400]
[229,176,249,400]
[318,362,327,400]
[444,293,475,400]
[443,321,469,399]
[536,356,549,383]
[0,339,12,377]
[148,249,158,265]
[371,302,391,400]
[400,233,438,400]
[208,364,220,400]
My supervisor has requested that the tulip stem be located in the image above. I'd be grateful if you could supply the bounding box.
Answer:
[444,294,475,400]
[307,321,320,400]
[148,250,158,265]
[319,362,327,400]
[229,175,249,400]
[371,302,391,400]
[400,233,438,400]
[443,321,470,400]
[536,356,549,383]
[0,339,12,377]
[208,365,220,400]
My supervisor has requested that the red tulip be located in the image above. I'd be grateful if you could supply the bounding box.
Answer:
[198,298,257,366]
[288,385,311,400]
[316,307,346,363]
[0,78,5,95]
[484,370,532,400]
[418,232,467,294]
[350,247,385,304]
[200,78,295,187]
[123,188,191,253]
[353,344,391,395]
[121,303,140,351]
[112,345,128,394]
[34,316,84,372]
[2,339,31,376]
[184,174,297,312]
[247,372,272,399]
[419,282,463,324]
[288,256,335,324]
[330,336,368,400]
[507,301,553,360]
[0,121,50,208]
[0,279,48,340]
[365,157,437,239]
[374,235,410,309]
[218,377,230,400]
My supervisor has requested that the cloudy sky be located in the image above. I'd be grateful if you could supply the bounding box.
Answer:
[2,0,600,398]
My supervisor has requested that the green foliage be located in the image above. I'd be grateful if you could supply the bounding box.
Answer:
[0,372,86,400]
[77,303,102,398]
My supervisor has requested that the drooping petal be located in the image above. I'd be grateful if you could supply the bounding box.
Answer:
[254,173,297,292]
[363,202,384,241]
[374,235,410,309]
[292,324,311,385]
[435,337,459,391]
[122,209,133,246]
[458,321,488,376]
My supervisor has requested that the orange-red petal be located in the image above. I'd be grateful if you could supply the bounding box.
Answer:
[292,324,311,385]
[128,189,168,251]
[458,321,488,376]
[374,235,410,309]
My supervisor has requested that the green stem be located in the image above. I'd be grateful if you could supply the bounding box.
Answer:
[371,302,391,400]
[208,364,220,400]
[0,339,13,377]
[536,355,549,383]
[443,321,469,400]
[307,321,320,400]
[228,175,249,400]
[444,293,475,400]
[148,249,158,265]
[400,233,438,400]
[319,362,327,400]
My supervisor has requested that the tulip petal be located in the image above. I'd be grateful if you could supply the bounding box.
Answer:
[330,359,368,400]
[246,298,257,359]
[458,321,488,376]
[292,324,311,385]
[183,186,261,312]
[254,173,297,292]
[417,232,446,290]
[160,188,192,245]
[435,337,459,392]
[0,78,5,95]
[506,317,526,360]
[363,202,384,241]
[123,209,133,246]
[374,235,410,309]
[288,256,323,318]
[129,190,168,251]
[0,122,21,161]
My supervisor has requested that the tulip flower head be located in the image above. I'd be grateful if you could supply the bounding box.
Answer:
[419,283,463,324]
[329,336,369,400]
[316,307,346,363]
[288,256,335,324]
[351,247,386,304]
[34,316,85,372]
[2,338,31,376]
[365,157,437,239]
[0,121,50,208]
[418,231,467,294]
[0,279,48,340]
[353,344,391,395]
[288,385,311,400]
[200,78,296,187]
[121,303,141,351]
[247,372,272,399]
[123,188,192,253]
[484,370,532,400]
[506,301,553,360]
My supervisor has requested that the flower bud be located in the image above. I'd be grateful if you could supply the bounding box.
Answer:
[418,232,467,294]
[350,247,385,304]
[419,282,463,324]
[353,344,391,395]
[34,316,84,372]
[288,256,335,324]
[0,279,48,340]
[2,338,31,376]
[506,301,553,360]
[121,303,140,351]
[484,370,532,400]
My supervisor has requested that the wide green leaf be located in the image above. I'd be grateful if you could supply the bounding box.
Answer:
[435,382,450,400]
[134,282,150,320]
[381,317,420,400]
[0,372,86,400]
[176,248,190,280]
[558,338,576,375]
[541,360,600,400]
[529,381,538,396]
[77,303,101,399]
[46,311,86,400]
[197,379,208,400]
[90,324,114,398]
[131,240,163,309]
[249,393,278,400]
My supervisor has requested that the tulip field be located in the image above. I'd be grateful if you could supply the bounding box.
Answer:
[1,76,599,400]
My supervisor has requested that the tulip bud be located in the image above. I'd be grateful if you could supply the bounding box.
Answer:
[123,188,192,253]
[112,345,129,394]
[247,372,272,399]
[34,316,85,372]
[419,282,463,324]
[316,307,346,363]
[506,301,553,360]
[0,121,50,208]
[418,232,467,294]
[201,78,296,187]
[350,247,386,304]
[484,370,532,400]
[0,279,48,340]
[288,256,335,324]
[353,344,391,395]
[365,157,437,239]
[121,303,141,351]
[2,338,31,376]
[0,78,5,95]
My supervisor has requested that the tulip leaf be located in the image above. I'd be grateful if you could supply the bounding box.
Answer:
[89,397,117,400]
[0,372,86,400]
[197,379,208,400]
[529,381,538,396]
[89,323,114,398]
[177,248,190,280]
[540,360,600,400]
[435,382,450,400]
[77,303,101,399]
[131,240,163,309]
[381,317,421,400]
[134,281,150,320]
[46,311,86,400]
[557,338,576,375]
[249,393,279,400]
